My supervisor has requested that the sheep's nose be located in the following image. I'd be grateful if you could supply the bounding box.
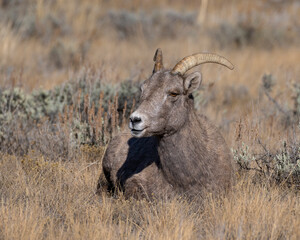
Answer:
[130,116,142,124]
[129,112,147,130]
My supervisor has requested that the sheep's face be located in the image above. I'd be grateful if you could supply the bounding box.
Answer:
[129,70,201,138]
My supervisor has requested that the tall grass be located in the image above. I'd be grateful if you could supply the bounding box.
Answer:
[0,153,299,239]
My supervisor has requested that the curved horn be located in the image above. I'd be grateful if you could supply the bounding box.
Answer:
[172,53,234,75]
[153,48,164,73]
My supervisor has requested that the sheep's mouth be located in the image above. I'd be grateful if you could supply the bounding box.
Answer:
[131,128,146,137]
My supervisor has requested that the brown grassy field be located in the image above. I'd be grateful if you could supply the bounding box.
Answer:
[0,0,300,239]
[1,152,299,239]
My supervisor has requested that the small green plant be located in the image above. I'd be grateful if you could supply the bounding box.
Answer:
[275,141,300,184]
[232,142,256,171]
[232,140,300,187]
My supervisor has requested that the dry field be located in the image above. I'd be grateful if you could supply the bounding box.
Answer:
[0,0,300,239]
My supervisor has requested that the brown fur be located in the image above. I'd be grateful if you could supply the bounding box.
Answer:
[97,52,234,199]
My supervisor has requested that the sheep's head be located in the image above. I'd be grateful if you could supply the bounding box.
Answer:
[129,49,234,138]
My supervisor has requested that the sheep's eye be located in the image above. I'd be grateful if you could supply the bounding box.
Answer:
[169,92,179,97]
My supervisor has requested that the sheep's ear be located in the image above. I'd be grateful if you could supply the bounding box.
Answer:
[184,72,202,94]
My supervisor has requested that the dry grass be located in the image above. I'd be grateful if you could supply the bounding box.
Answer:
[0,151,299,240]
[0,0,300,239]
[0,0,299,89]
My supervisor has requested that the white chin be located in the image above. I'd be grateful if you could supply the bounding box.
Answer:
[130,129,146,138]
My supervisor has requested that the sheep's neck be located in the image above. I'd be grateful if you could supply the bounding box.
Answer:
[157,110,209,189]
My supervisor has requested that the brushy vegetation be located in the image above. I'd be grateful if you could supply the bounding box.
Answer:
[0,68,141,156]
[0,0,300,239]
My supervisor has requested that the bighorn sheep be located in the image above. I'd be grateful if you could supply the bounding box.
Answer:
[97,49,234,199]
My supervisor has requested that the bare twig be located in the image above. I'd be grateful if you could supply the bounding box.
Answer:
[264,89,289,117]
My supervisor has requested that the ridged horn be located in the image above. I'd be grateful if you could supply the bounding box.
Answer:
[153,48,164,73]
[172,53,234,75]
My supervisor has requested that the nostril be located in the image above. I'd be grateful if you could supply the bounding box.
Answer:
[130,116,142,124]
[132,117,141,123]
